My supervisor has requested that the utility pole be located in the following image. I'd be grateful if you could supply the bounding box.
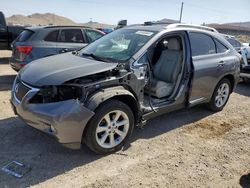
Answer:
[179,2,184,23]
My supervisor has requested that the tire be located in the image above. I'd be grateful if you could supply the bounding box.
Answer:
[207,78,231,112]
[84,99,134,154]
[242,77,250,83]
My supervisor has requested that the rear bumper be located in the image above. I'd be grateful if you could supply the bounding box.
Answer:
[9,57,27,71]
[240,65,250,78]
[11,79,95,149]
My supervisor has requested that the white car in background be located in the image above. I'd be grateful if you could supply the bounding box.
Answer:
[223,35,250,80]
[242,43,250,65]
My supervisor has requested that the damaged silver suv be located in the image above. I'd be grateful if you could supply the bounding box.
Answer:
[11,23,241,154]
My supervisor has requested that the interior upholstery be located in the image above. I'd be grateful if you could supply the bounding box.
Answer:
[146,38,183,98]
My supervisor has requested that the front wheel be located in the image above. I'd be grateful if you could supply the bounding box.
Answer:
[207,78,231,112]
[84,99,134,154]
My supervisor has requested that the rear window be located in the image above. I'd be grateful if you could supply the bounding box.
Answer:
[44,30,59,42]
[189,32,216,56]
[16,30,34,42]
[215,40,228,53]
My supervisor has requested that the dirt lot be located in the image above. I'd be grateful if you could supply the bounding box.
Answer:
[0,50,250,188]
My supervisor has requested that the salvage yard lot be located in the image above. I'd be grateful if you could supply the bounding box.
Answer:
[0,50,250,187]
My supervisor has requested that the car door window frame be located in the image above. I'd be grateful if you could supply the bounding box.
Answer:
[213,38,229,54]
[81,29,88,44]
[189,32,218,58]
[84,29,104,43]
[58,28,85,43]
[132,31,187,68]
[44,29,60,42]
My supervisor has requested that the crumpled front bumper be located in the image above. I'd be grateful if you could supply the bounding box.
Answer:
[11,79,95,149]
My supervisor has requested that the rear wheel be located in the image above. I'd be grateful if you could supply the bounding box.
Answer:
[84,99,134,154]
[207,78,231,112]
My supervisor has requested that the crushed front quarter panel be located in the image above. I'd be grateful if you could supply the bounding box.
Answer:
[12,89,95,148]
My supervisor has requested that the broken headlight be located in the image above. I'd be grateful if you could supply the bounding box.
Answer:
[30,85,83,103]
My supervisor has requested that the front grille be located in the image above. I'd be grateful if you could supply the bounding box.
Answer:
[14,79,31,102]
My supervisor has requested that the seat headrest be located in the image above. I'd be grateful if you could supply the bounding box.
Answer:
[167,38,181,50]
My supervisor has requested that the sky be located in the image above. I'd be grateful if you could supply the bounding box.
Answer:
[1,0,249,25]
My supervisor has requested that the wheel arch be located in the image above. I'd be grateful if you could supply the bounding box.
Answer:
[206,74,235,103]
[221,74,235,93]
[85,86,140,124]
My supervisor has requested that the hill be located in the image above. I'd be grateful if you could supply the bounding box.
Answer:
[226,21,250,29]
[6,13,250,31]
[7,13,76,26]
[6,13,115,28]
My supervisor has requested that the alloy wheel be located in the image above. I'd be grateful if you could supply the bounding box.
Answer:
[95,110,129,149]
[215,83,230,108]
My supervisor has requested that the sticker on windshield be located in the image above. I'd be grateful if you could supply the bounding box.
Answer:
[135,31,154,36]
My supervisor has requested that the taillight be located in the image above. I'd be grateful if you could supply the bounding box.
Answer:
[16,46,33,55]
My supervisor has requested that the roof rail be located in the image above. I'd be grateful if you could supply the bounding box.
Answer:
[144,21,176,26]
[166,23,218,32]
[44,25,91,29]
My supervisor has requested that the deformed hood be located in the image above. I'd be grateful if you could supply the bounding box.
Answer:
[19,52,118,87]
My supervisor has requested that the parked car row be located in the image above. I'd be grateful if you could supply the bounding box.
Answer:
[11,23,241,154]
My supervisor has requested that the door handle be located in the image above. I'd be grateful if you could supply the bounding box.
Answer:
[218,60,225,66]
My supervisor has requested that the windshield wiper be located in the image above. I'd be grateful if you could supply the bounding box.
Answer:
[81,53,110,62]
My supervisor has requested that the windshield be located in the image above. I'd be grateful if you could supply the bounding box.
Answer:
[80,29,156,62]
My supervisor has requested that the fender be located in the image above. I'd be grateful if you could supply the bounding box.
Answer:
[85,86,137,111]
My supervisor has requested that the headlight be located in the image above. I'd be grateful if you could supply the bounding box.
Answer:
[30,85,83,104]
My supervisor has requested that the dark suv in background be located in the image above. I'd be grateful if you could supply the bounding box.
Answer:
[0,11,24,50]
[10,26,105,71]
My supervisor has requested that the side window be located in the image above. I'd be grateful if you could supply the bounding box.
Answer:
[136,53,149,65]
[59,29,84,43]
[44,30,59,42]
[189,32,216,56]
[215,40,228,53]
[227,38,241,48]
[16,30,34,42]
[85,29,103,43]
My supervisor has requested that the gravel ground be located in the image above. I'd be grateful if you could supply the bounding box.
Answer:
[0,50,250,188]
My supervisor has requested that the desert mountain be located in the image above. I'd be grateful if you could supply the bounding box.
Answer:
[6,13,115,28]
[7,13,76,26]
[6,13,250,30]
[226,21,250,29]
